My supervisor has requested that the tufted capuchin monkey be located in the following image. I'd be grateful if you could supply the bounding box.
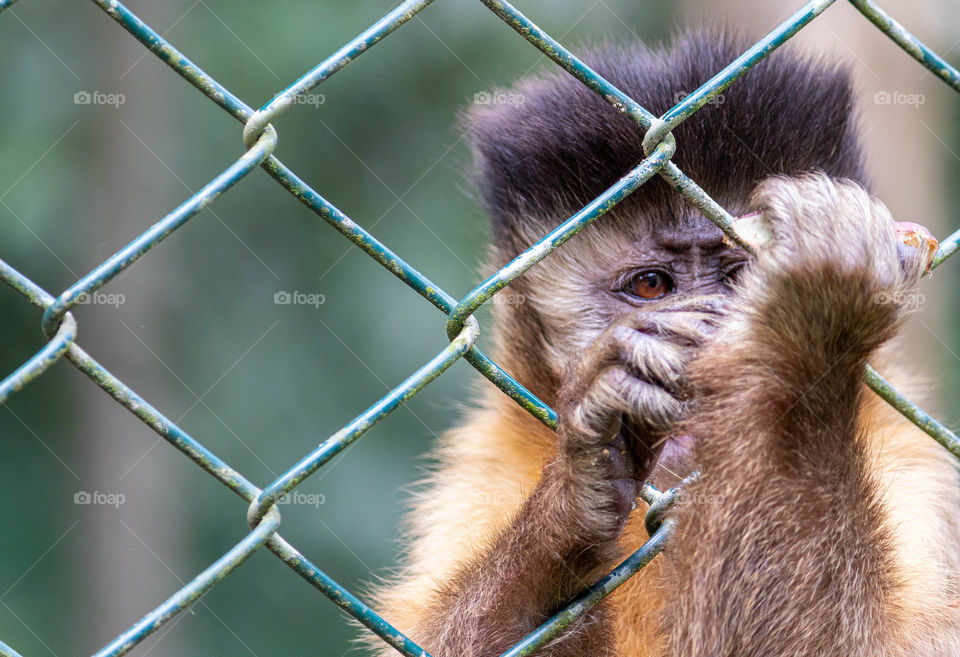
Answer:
[368,29,960,656]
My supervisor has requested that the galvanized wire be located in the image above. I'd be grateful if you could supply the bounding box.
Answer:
[1,1,959,656]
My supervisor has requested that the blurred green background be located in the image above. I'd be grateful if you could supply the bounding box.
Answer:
[0,1,958,655]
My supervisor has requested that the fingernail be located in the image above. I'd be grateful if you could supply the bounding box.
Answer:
[894,221,938,273]
[725,211,772,249]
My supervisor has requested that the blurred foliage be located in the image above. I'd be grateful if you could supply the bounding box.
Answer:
[0,1,675,655]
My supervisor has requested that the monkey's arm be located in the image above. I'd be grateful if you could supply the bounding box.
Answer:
[410,458,621,657]
[663,174,934,656]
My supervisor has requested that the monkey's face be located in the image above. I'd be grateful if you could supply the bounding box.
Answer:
[519,211,746,374]
[507,211,746,479]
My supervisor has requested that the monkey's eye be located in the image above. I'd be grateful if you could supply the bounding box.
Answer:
[626,271,673,299]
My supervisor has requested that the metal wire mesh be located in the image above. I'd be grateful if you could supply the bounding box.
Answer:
[1,0,959,655]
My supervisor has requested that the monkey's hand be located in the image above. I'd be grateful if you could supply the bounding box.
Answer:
[551,296,726,540]
[662,177,940,657]
[737,173,934,375]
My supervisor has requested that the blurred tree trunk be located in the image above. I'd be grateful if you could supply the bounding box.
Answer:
[77,4,186,654]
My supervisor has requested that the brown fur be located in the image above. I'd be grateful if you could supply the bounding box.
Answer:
[659,175,960,656]
[363,31,960,657]
[364,176,960,656]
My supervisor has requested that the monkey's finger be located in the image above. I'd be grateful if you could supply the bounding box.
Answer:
[642,294,732,319]
[729,211,773,249]
[630,311,720,347]
[594,368,682,434]
[566,368,681,445]
[600,326,689,394]
[894,221,938,275]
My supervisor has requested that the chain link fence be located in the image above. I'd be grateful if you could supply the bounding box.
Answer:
[1,0,959,655]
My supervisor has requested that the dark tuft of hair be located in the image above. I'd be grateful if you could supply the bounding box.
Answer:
[463,28,866,258]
